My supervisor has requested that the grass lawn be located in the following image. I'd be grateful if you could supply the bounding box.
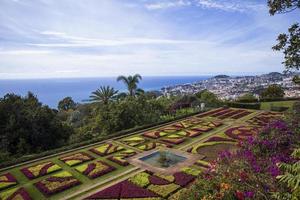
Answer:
[260,100,296,111]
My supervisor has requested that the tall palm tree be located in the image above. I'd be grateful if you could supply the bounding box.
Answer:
[89,86,118,105]
[117,74,142,96]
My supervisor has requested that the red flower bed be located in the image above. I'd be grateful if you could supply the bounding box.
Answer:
[0,173,18,191]
[76,161,116,179]
[34,172,81,196]
[210,109,233,117]
[85,180,159,199]
[225,126,258,140]
[218,109,243,119]
[149,175,170,185]
[0,187,32,200]
[205,136,236,143]
[143,131,167,139]
[231,111,252,119]
[173,172,195,187]
[59,152,94,166]
[196,108,226,118]
[161,137,185,145]
[21,161,61,180]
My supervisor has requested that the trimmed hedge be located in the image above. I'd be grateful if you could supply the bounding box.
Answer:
[226,102,261,110]
[0,109,209,170]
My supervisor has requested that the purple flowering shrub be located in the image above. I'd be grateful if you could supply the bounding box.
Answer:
[179,118,300,200]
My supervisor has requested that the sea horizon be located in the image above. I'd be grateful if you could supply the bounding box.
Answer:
[0,76,212,108]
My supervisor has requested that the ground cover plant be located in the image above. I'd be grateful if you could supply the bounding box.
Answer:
[231,110,252,119]
[137,141,171,151]
[85,180,160,199]
[21,161,61,180]
[59,152,94,166]
[190,124,212,132]
[0,173,17,191]
[224,126,258,140]
[196,107,226,118]
[34,171,80,196]
[89,143,124,156]
[0,187,32,200]
[120,136,147,147]
[161,134,186,145]
[75,160,116,179]
[176,130,201,137]
[107,149,136,166]
[143,130,168,139]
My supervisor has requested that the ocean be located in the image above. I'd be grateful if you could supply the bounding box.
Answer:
[0,76,211,108]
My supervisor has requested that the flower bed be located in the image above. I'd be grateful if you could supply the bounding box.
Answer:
[75,161,115,179]
[191,125,212,132]
[137,142,171,151]
[21,161,62,180]
[160,126,181,133]
[0,173,17,191]
[128,172,151,187]
[0,187,32,200]
[224,126,258,140]
[204,136,236,143]
[90,143,124,156]
[107,149,136,166]
[195,160,211,168]
[176,130,201,137]
[231,110,252,119]
[218,109,243,119]
[34,171,80,196]
[196,108,226,118]
[147,183,180,198]
[86,180,159,199]
[161,134,185,145]
[143,131,168,139]
[154,172,195,187]
[120,136,147,147]
[181,167,202,176]
[210,109,234,117]
[59,152,94,166]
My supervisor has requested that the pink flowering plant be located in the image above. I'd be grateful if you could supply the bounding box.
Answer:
[179,117,299,200]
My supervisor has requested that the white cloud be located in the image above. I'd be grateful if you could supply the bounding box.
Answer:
[145,0,191,10]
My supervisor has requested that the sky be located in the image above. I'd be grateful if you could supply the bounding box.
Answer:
[0,0,299,79]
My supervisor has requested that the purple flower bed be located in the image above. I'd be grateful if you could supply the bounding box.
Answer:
[218,110,242,119]
[82,161,116,179]
[34,177,81,196]
[0,173,18,191]
[225,126,257,140]
[21,162,58,180]
[173,172,195,187]
[205,136,236,143]
[85,180,159,199]
[231,111,252,119]
[6,187,32,200]
[210,109,233,117]
[149,175,170,185]
[196,108,226,118]
[107,156,129,166]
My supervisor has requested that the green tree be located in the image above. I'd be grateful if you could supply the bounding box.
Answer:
[260,84,285,99]
[268,0,300,73]
[58,97,76,111]
[195,90,220,107]
[89,86,118,105]
[117,74,142,96]
[0,92,73,155]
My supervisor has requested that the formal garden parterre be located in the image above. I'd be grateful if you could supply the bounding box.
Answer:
[0,107,284,200]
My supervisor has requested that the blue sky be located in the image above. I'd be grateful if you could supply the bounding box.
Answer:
[0,0,299,79]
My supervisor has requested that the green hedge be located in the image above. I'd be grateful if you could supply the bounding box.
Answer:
[226,102,261,110]
[0,109,208,170]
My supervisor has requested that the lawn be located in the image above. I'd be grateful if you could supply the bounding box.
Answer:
[0,107,283,200]
[260,100,296,111]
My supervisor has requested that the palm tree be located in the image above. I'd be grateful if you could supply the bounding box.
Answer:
[89,86,118,105]
[117,74,142,96]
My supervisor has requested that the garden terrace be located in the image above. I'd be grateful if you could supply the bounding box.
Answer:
[0,108,283,200]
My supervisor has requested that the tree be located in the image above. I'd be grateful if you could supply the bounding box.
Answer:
[58,97,76,111]
[237,93,258,103]
[89,86,118,105]
[195,90,220,107]
[268,0,300,73]
[260,84,285,99]
[0,92,73,155]
[117,74,142,96]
